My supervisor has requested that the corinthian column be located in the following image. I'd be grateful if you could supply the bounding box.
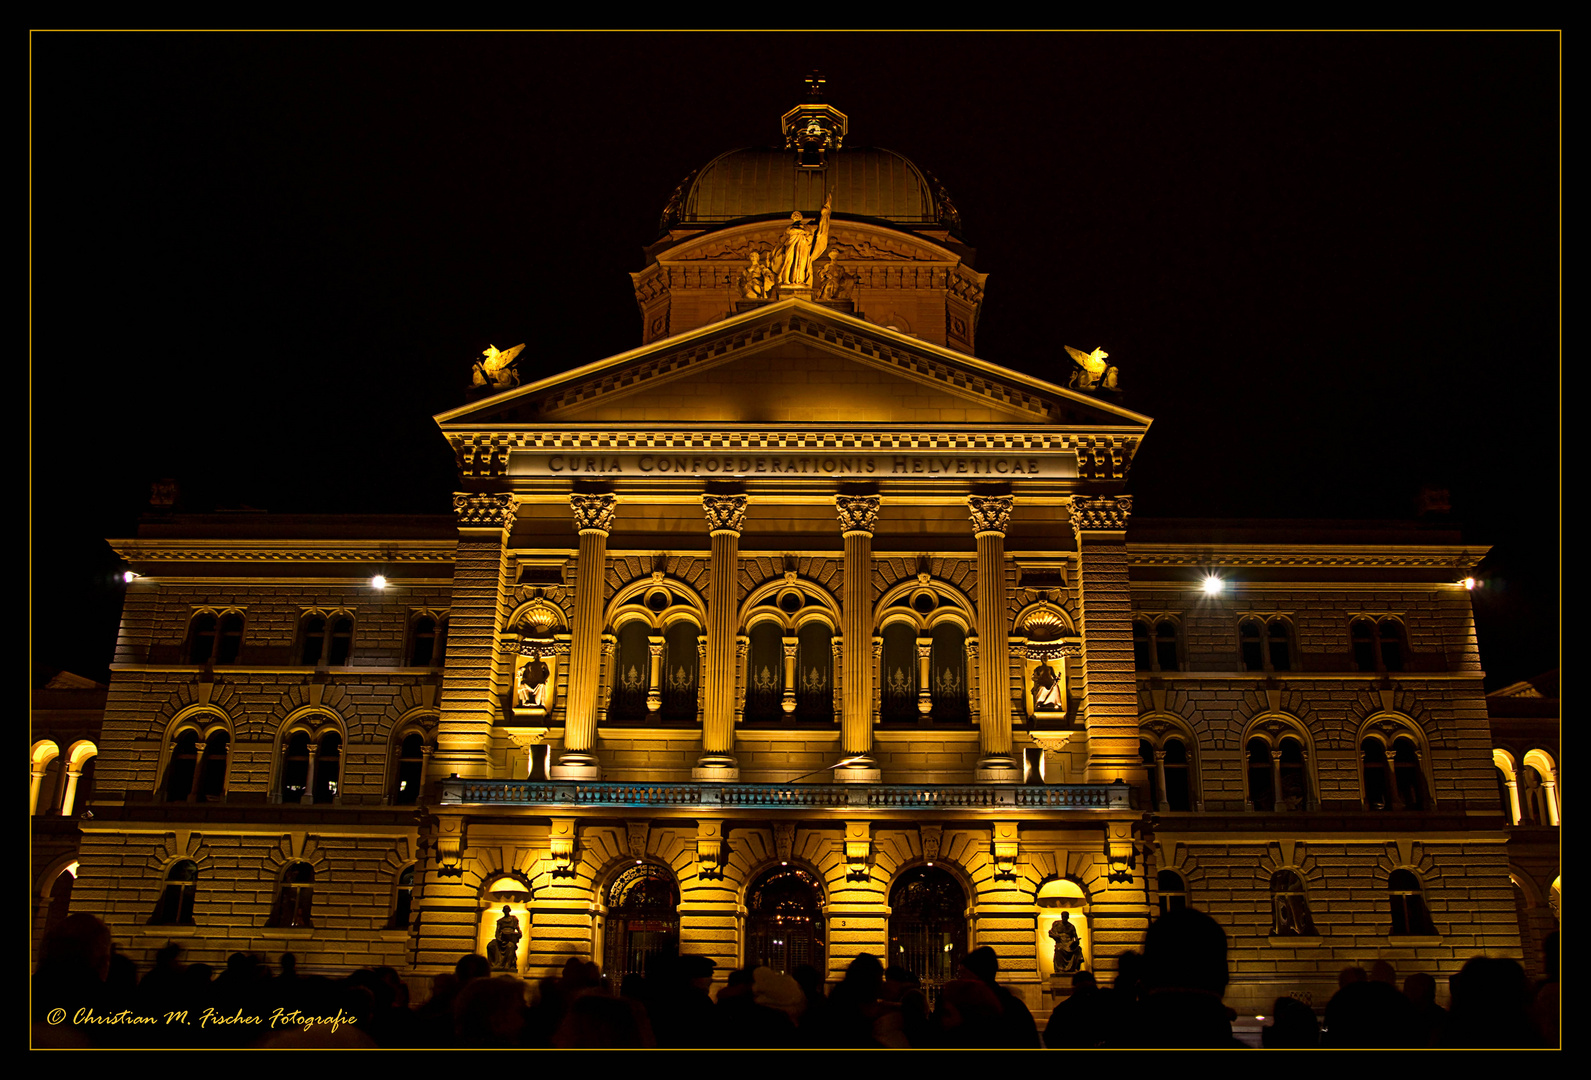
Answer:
[695,495,747,780]
[969,496,1020,783]
[835,495,881,782]
[555,493,616,780]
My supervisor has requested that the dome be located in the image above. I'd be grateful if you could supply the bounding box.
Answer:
[664,145,960,234]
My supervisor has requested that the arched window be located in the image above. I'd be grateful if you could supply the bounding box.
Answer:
[1521,750,1560,826]
[1270,870,1317,937]
[1133,618,1154,672]
[151,861,198,926]
[188,613,218,664]
[299,612,354,667]
[327,616,354,666]
[1157,869,1188,917]
[888,866,967,1004]
[197,731,228,802]
[1361,720,1431,811]
[1246,721,1313,812]
[746,865,826,973]
[929,623,970,722]
[1156,619,1180,672]
[388,864,416,930]
[1247,738,1276,812]
[1389,869,1436,936]
[1278,737,1308,810]
[1362,738,1392,810]
[1240,617,1293,672]
[44,864,75,937]
[280,731,311,803]
[1239,618,1264,672]
[165,730,201,802]
[879,623,918,722]
[794,622,834,722]
[1391,736,1426,810]
[1162,738,1192,811]
[660,622,700,721]
[312,731,342,804]
[744,622,785,722]
[1140,726,1200,813]
[277,718,344,805]
[299,614,327,666]
[1351,617,1405,673]
[608,622,651,722]
[215,613,243,664]
[408,615,439,667]
[1133,616,1181,672]
[602,864,679,982]
[1141,740,1160,809]
[268,863,315,928]
[1267,619,1293,672]
[392,733,425,805]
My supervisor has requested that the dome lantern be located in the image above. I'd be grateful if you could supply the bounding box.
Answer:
[780,72,848,169]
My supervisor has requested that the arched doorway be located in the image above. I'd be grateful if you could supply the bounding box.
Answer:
[888,865,967,1003]
[746,865,825,973]
[602,863,680,982]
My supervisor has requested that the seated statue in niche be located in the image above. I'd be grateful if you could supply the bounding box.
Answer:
[1049,911,1083,973]
[487,905,522,971]
[740,251,776,300]
[1031,661,1064,711]
[515,658,550,708]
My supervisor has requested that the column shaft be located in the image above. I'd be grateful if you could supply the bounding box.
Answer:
[969,496,1018,781]
[703,528,741,756]
[1073,496,1147,786]
[558,494,616,778]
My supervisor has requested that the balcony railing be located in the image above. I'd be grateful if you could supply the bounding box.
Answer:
[438,779,1133,811]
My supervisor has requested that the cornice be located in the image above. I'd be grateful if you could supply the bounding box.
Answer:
[1126,544,1489,570]
[109,540,457,564]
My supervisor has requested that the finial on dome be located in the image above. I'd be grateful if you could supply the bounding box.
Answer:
[781,71,848,169]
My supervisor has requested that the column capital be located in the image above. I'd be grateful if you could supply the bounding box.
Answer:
[702,494,748,535]
[1069,495,1133,538]
[570,493,618,534]
[967,495,1014,537]
[836,494,881,536]
[453,492,517,529]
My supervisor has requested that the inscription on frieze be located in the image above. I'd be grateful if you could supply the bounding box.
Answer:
[510,451,1078,479]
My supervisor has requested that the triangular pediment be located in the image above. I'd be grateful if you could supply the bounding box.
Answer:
[436,298,1149,432]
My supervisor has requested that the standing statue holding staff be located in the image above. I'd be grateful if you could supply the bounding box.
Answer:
[775,194,833,288]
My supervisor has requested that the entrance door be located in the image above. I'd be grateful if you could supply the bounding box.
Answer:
[746,865,825,973]
[603,864,680,981]
[888,865,967,1005]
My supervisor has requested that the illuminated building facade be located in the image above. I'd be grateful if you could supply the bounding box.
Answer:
[47,93,1551,1018]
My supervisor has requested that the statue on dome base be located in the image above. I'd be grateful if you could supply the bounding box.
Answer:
[816,250,856,300]
[775,194,833,289]
[739,251,776,300]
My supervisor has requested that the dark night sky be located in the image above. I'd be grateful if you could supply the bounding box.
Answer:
[31,32,1559,689]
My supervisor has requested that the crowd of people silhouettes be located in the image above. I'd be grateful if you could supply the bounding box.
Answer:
[31,908,1557,1048]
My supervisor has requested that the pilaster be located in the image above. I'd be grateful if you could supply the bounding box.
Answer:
[436,493,517,779]
[1072,495,1146,786]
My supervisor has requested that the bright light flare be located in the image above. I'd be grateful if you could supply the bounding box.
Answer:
[1202,574,1224,596]
[122,570,140,583]
[1460,577,1477,590]
[371,574,388,590]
